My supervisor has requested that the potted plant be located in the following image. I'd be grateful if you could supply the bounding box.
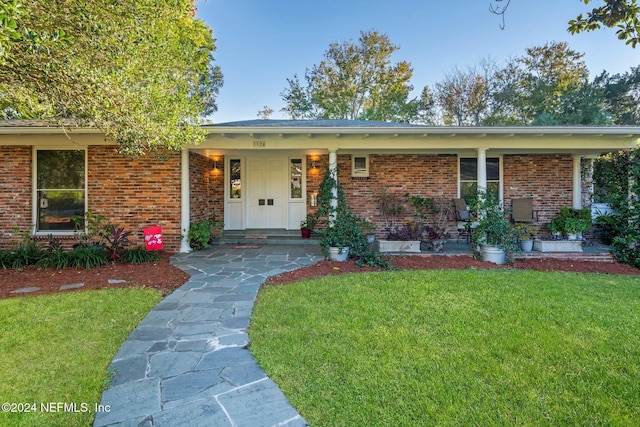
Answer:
[320,212,363,261]
[549,207,592,240]
[357,217,377,243]
[300,213,317,239]
[513,223,538,252]
[407,196,454,252]
[374,188,422,252]
[471,190,518,264]
[548,217,564,240]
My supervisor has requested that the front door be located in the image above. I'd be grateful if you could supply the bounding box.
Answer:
[246,157,287,228]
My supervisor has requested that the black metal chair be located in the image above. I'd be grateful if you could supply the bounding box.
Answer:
[454,198,476,243]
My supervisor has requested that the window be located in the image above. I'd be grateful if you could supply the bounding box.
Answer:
[459,157,500,201]
[290,158,302,199]
[352,155,369,177]
[36,149,86,232]
[229,159,241,199]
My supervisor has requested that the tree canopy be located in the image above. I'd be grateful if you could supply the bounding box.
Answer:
[0,0,222,155]
[431,42,618,126]
[280,31,425,122]
[490,0,640,47]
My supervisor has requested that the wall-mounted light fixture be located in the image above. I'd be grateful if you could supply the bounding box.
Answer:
[311,160,317,169]
[213,160,219,170]
[309,192,318,207]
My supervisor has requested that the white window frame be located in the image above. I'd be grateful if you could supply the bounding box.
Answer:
[351,154,369,177]
[458,156,503,202]
[32,147,87,236]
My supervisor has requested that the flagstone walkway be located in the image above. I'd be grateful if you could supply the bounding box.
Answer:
[93,245,323,427]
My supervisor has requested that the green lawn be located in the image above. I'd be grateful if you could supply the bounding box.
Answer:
[0,288,162,427]
[250,270,640,426]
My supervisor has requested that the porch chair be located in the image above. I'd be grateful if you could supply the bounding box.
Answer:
[454,198,476,243]
[511,198,539,223]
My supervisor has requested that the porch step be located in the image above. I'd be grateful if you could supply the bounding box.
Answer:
[219,229,321,246]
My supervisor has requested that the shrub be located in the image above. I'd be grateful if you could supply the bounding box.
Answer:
[121,246,161,264]
[187,216,224,251]
[68,246,108,269]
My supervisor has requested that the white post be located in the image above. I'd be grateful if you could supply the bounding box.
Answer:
[180,148,192,253]
[328,148,338,224]
[477,147,488,194]
[572,154,582,209]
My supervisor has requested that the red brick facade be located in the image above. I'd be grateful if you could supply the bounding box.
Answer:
[189,152,223,224]
[304,153,587,239]
[0,146,594,251]
[0,146,32,244]
[87,146,183,250]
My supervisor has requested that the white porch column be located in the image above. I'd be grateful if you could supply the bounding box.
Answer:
[328,148,338,224]
[179,148,192,253]
[572,154,582,209]
[477,147,488,193]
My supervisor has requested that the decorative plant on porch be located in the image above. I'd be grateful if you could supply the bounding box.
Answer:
[315,167,388,267]
[186,215,224,250]
[470,189,520,264]
[548,207,591,239]
[405,195,454,252]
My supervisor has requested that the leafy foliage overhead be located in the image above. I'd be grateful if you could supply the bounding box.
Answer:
[568,0,640,47]
[0,0,223,155]
[490,0,640,47]
[281,31,426,123]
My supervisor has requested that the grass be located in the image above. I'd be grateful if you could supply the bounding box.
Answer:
[0,288,162,427]
[250,270,640,426]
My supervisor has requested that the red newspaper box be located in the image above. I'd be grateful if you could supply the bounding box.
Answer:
[144,226,164,251]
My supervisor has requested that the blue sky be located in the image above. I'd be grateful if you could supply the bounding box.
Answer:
[196,0,640,123]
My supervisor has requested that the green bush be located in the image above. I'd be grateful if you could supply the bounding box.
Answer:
[36,246,71,269]
[121,246,161,264]
[68,246,108,269]
[610,234,640,268]
[186,216,223,251]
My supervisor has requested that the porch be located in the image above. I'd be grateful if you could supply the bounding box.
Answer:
[217,229,615,262]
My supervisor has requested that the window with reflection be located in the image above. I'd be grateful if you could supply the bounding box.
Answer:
[230,159,241,198]
[459,157,500,202]
[290,158,302,198]
[36,149,86,232]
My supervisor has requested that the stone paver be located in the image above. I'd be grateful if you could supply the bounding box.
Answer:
[93,245,323,427]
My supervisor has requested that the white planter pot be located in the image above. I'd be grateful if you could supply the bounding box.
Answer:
[328,246,350,262]
[377,240,421,253]
[481,245,506,265]
[567,233,579,241]
[520,239,534,252]
[366,234,376,244]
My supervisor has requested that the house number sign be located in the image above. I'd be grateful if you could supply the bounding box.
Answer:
[253,140,266,147]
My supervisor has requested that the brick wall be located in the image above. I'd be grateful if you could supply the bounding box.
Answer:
[189,152,224,224]
[305,153,578,240]
[503,154,574,229]
[88,146,182,251]
[0,146,32,247]
[306,154,459,238]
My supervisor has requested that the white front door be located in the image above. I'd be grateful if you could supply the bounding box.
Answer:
[246,157,287,228]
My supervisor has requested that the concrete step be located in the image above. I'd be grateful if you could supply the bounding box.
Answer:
[220,229,321,246]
